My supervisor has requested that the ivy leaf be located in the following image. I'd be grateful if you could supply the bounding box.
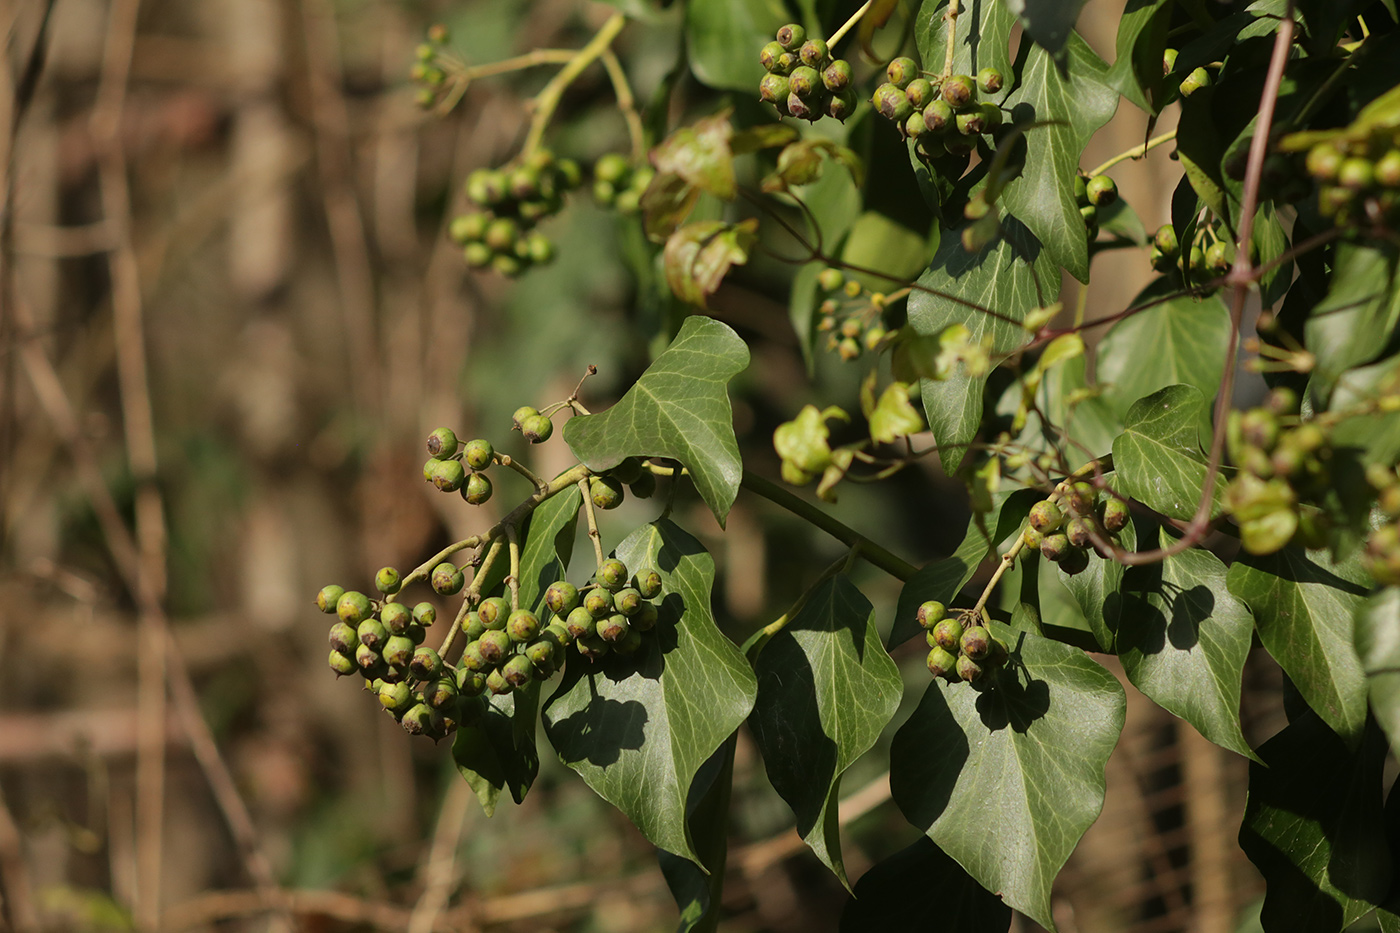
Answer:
[915,0,1015,82]
[1239,713,1393,932]
[1355,587,1400,758]
[542,520,757,865]
[652,111,738,200]
[1057,514,1137,652]
[999,34,1119,283]
[1004,0,1089,56]
[1107,0,1172,112]
[685,0,786,93]
[1330,339,1400,470]
[762,137,864,192]
[1111,384,1224,522]
[748,577,902,888]
[908,219,1047,472]
[838,837,1013,933]
[1096,281,1231,429]
[1226,548,1371,743]
[452,681,540,816]
[890,489,1040,648]
[658,738,736,933]
[1118,529,1258,760]
[663,219,758,308]
[1305,242,1400,399]
[890,622,1125,931]
[866,383,925,444]
[516,484,581,613]
[564,316,749,526]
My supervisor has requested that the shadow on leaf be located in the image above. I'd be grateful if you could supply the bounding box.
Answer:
[544,688,648,768]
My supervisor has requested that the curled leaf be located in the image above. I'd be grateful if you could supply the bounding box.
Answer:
[663,219,758,308]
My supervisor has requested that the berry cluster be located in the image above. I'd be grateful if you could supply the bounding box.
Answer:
[1149,218,1240,281]
[1074,172,1117,243]
[592,153,655,215]
[1023,482,1130,576]
[874,62,1004,162]
[408,24,452,110]
[450,150,582,277]
[318,579,463,740]
[422,427,501,506]
[917,601,1009,685]
[1303,131,1400,228]
[814,267,888,361]
[1363,466,1400,585]
[1162,49,1212,99]
[513,558,666,668]
[758,24,857,123]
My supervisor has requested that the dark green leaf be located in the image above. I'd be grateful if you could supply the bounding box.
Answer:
[517,484,581,614]
[999,35,1119,282]
[1355,587,1400,758]
[839,837,1012,933]
[1239,714,1393,932]
[839,211,929,294]
[453,681,540,816]
[908,220,1047,471]
[890,622,1125,931]
[564,316,749,526]
[685,0,787,93]
[659,737,736,933]
[1004,0,1089,56]
[1329,345,1400,470]
[915,0,1015,81]
[1305,242,1400,399]
[1119,529,1258,760]
[1110,384,1224,521]
[1108,0,1171,112]
[1057,515,1137,652]
[749,577,902,887]
[1226,548,1371,742]
[542,520,757,864]
[663,219,758,308]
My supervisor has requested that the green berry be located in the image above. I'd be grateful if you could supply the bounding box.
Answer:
[463,242,492,268]
[336,590,372,625]
[629,469,657,499]
[357,617,388,651]
[584,588,614,619]
[1080,204,1098,228]
[430,458,466,492]
[1058,547,1091,575]
[464,612,487,641]
[1205,240,1232,276]
[400,703,436,734]
[776,23,805,50]
[565,605,597,640]
[941,74,976,110]
[521,413,553,443]
[381,601,412,635]
[485,667,513,695]
[490,252,523,279]
[1065,516,1094,549]
[873,83,912,122]
[904,77,934,109]
[959,625,991,660]
[1102,497,1130,533]
[634,567,663,599]
[425,677,458,710]
[598,613,630,643]
[494,653,530,688]
[329,650,357,676]
[799,38,829,68]
[632,601,659,632]
[1306,144,1342,181]
[955,110,987,136]
[927,646,958,679]
[374,566,401,595]
[507,164,541,200]
[977,102,1002,131]
[329,621,358,656]
[916,600,947,628]
[1339,157,1375,191]
[760,40,785,71]
[923,99,953,133]
[786,91,823,122]
[317,584,346,613]
[827,90,857,122]
[789,65,820,99]
[477,629,512,666]
[886,56,918,89]
[590,474,625,510]
[1028,500,1064,534]
[430,562,464,595]
[599,558,629,591]
[507,609,540,643]
[474,596,506,629]
[956,654,984,683]
[1066,481,1097,515]
[577,632,610,660]
[1179,66,1210,97]
[904,112,928,138]
[1039,533,1071,562]
[1023,526,1044,550]
[354,643,384,676]
[1162,47,1178,74]
[465,168,507,206]
[545,581,580,615]
[410,646,443,680]
[460,640,489,672]
[759,73,790,105]
[379,680,414,713]
[457,667,487,697]
[1153,224,1179,257]
[822,59,853,92]
[483,216,518,253]
[1374,149,1400,187]
[933,617,964,653]
[615,627,645,655]
[463,471,492,505]
[1086,175,1117,207]
[976,67,1003,94]
[817,267,845,292]
[382,634,414,669]
[614,587,643,616]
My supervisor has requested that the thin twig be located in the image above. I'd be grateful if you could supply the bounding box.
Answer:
[580,477,606,567]
[943,0,960,78]
[1084,130,1177,177]
[522,13,627,157]
[598,48,645,160]
[829,1,873,47]
[407,780,475,933]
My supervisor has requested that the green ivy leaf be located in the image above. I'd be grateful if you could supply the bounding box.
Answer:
[516,484,581,613]
[1239,713,1394,932]
[685,0,786,93]
[1355,587,1400,758]
[890,622,1125,931]
[999,34,1119,283]
[1057,515,1137,652]
[748,577,902,888]
[564,316,749,526]
[1107,0,1171,112]
[1119,529,1258,760]
[542,520,757,864]
[1096,281,1230,429]
[1227,548,1371,742]
[915,0,1015,81]
[658,737,736,933]
[1111,384,1224,522]
[652,111,738,200]
[762,137,864,192]
[908,220,1047,471]
[838,837,1013,932]
[1004,0,1089,56]
[663,219,758,308]
[839,211,929,294]
[452,681,540,816]
[1305,242,1400,399]
[1329,341,1400,469]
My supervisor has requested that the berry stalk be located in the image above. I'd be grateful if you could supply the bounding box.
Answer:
[522,13,628,158]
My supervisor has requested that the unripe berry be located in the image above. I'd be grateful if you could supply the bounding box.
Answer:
[465,169,507,206]
[425,677,458,710]
[822,59,853,92]
[409,646,442,680]
[457,667,488,697]
[545,581,580,615]
[380,602,411,635]
[460,640,489,672]
[1179,66,1210,97]
[463,471,492,505]
[521,414,553,443]
[923,99,953,133]
[760,40,785,72]
[615,627,645,655]
[916,600,947,628]
[1039,533,1071,562]
[1059,547,1091,575]
[585,588,614,619]
[632,601,659,632]
[904,112,928,138]
[379,680,414,713]
[977,102,1002,131]
[577,633,610,660]
[615,587,644,616]
[1338,157,1375,191]
[329,649,357,676]
[430,562,464,595]
[544,621,572,647]
[566,605,597,640]
[817,267,845,292]
[1066,481,1097,515]
[629,469,658,499]
[599,558,629,590]
[337,590,372,625]
[478,629,512,666]
[1102,497,1130,533]
[873,83,912,122]
[1065,517,1094,549]
[1205,240,1232,276]
[459,439,493,472]
[1029,500,1064,533]
[507,164,541,200]
[886,56,918,88]
[383,634,414,669]
[463,243,492,268]
[374,566,402,595]
[1154,224,1179,257]
[476,597,507,629]
[960,625,991,660]
[598,614,631,643]
[486,667,513,695]
[799,38,828,67]
[1375,150,1400,187]
[525,637,557,670]
[507,609,540,643]
[329,621,358,656]
[955,110,987,136]
[465,612,487,640]
[430,458,466,493]
[904,78,935,109]
[789,65,820,99]
[1306,143,1342,181]
[1080,204,1098,228]
[759,73,790,105]
[941,74,977,110]
[590,474,625,510]
[317,584,346,613]
[776,23,805,50]
[355,643,384,675]
[786,92,822,121]
[355,616,387,651]
[977,67,1004,93]
[927,646,958,679]
[828,91,858,122]
[932,617,964,652]
[634,567,663,599]
[1086,175,1117,206]
[956,654,984,683]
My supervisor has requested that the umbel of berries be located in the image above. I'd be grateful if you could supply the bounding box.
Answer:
[876,61,1006,163]
[450,148,582,277]
[592,153,655,216]
[1023,481,1127,577]
[759,24,856,123]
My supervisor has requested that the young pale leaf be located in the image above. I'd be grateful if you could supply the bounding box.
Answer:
[542,520,756,865]
[908,220,1046,471]
[748,577,902,888]
[998,35,1119,283]
[1355,587,1400,758]
[564,316,749,526]
[889,622,1125,931]
[652,111,738,199]
[1305,242,1400,399]
[1239,713,1393,932]
[867,383,925,444]
[1110,384,1224,521]
[839,837,1012,933]
[663,219,757,308]
[1119,529,1258,760]
[1227,548,1371,743]
[516,484,581,613]
[452,681,540,816]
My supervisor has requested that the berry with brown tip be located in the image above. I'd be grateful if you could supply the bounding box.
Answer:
[317,584,346,614]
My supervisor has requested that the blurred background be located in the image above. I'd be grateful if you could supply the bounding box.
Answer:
[0,0,1290,930]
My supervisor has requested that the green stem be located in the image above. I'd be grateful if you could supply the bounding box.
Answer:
[507,528,521,610]
[740,469,917,582]
[829,0,873,47]
[943,0,960,78]
[599,48,646,160]
[579,476,606,567]
[497,452,547,492]
[522,13,627,157]
[1084,130,1177,178]
[388,534,483,601]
